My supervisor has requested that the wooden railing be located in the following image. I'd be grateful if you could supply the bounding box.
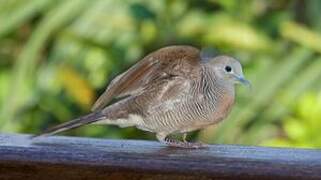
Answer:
[0,133,321,179]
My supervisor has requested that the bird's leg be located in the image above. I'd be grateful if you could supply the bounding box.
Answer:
[156,133,208,149]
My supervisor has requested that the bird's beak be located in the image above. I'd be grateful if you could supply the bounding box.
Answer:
[236,75,251,87]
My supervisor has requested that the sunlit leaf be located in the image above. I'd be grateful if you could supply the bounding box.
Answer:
[281,21,321,53]
[58,65,95,109]
[204,14,272,52]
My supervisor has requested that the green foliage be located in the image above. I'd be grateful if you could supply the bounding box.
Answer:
[0,0,321,147]
[263,93,321,148]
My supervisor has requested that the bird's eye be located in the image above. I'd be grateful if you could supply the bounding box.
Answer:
[225,66,232,72]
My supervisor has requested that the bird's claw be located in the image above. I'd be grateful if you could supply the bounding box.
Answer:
[164,137,208,149]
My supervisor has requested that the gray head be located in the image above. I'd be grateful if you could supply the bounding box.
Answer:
[203,55,250,86]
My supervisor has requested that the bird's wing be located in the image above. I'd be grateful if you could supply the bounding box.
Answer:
[91,45,202,112]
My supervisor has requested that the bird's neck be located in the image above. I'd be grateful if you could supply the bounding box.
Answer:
[199,66,235,101]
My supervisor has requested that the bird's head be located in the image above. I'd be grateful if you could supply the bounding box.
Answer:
[205,55,250,86]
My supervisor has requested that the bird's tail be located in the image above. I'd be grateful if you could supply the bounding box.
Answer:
[31,112,105,139]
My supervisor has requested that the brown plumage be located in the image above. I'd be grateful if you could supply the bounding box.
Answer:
[33,45,249,148]
[91,46,201,111]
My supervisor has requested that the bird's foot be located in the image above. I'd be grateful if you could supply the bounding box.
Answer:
[156,133,208,149]
[164,137,208,149]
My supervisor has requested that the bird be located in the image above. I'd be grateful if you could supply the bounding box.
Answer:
[33,45,250,148]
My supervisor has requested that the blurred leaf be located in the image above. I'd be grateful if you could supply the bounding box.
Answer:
[214,0,237,11]
[58,65,95,109]
[84,47,111,88]
[284,117,306,140]
[0,0,92,131]
[140,20,157,44]
[204,14,272,52]
[130,3,156,20]
[261,139,293,148]
[262,92,321,148]
[306,0,321,31]
[68,0,136,47]
[0,70,10,108]
[0,0,53,38]
[281,21,321,53]
[177,11,208,37]
[178,12,273,52]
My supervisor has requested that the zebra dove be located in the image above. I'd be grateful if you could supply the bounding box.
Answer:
[33,45,250,148]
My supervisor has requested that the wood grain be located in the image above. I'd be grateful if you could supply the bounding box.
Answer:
[0,133,321,179]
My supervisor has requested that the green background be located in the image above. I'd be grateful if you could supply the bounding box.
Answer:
[1,0,321,148]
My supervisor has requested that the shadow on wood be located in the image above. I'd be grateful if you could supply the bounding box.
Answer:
[0,133,321,179]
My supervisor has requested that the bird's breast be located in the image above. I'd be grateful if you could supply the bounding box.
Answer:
[211,92,235,121]
[138,79,236,133]
[178,90,235,133]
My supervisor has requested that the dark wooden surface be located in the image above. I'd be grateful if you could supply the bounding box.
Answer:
[1,134,321,180]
